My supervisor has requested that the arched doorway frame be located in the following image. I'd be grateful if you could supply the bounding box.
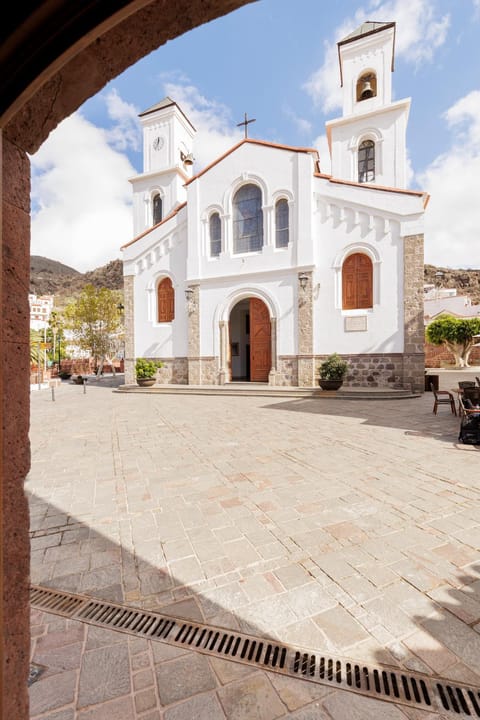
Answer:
[1,2,253,716]
[215,287,278,384]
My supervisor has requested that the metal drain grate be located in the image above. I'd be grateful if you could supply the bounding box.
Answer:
[31,585,480,717]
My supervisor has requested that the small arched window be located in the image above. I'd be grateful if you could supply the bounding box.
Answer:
[342,253,373,310]
[157,277,174,322]
[356,72,377,102]
[152,193,163,225]
[358,140,375,183]
[209,213,221,257]
[275,199,289,248]
[233,183,263,254]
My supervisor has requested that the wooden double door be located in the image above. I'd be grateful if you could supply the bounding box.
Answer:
[247,298,271,382]
[229,298,271,382]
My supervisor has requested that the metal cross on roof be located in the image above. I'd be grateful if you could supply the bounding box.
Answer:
[237,112,256,138]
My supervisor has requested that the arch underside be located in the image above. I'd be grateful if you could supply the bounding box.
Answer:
[0,2,255,717]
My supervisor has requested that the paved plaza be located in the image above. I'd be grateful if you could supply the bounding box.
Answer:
[27,372,480,719]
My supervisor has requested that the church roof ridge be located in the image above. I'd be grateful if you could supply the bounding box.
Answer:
[120,201,187,250]
[139,97,196,131]
[185,138,320,186]
[338,21,395,46]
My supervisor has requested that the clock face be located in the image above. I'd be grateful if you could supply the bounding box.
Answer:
[153,136,164,151]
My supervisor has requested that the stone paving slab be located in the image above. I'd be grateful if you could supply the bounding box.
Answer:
[27,376,480,718]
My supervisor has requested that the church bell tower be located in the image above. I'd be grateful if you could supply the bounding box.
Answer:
[325,22,410,189]
[130,97,196,237]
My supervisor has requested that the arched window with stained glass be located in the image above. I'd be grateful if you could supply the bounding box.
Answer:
[233,184,263,254]
[358,140,375,183]
[275,199,289,248]
[209,212,221,257]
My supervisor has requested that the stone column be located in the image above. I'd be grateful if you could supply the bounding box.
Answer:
[1,133,31,720]
[187,284,201,385]
[403,234,425,393]
[297,271,315,387]
[268,317,278,385]
[123,275,135,385]
[218,320,228,385]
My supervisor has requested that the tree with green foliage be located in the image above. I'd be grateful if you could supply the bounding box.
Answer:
[425,314,480,367]
[64,284,124,375]
[29,329,46,366]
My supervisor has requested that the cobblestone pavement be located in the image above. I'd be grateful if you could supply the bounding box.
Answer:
[27,372,480,719]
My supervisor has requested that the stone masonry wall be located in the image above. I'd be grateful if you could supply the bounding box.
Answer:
[403,234,425,393]
[273,354,410,388]
[297,271,315,386]
[187,285,200,385]
[123,275,135,385]
[155,358,188,384]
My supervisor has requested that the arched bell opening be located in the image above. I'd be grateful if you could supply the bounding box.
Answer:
[356,72,377,102]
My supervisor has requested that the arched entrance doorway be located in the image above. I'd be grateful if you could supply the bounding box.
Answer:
[229,297,271,382]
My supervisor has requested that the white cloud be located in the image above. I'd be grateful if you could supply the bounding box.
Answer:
[304,0,450,114]
[282,106,313,137]
[31,111,136,272]
[417,90,480,268]
[103,88,142,153]
[162,78,243,169]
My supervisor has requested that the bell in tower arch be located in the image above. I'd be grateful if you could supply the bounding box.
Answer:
[357,73,376,102]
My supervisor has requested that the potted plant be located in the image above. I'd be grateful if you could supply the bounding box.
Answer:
[135,358,163,387]
[318,353,348,391]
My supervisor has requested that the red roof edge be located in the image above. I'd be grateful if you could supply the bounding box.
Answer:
[121,202,187,250]
[314,174,429,207]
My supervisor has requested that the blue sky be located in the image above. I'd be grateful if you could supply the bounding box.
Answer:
[31,0,480,272]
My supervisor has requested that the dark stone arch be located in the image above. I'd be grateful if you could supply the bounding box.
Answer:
[0,2,255,716]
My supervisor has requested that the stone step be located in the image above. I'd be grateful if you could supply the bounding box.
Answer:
[115,383,420,400]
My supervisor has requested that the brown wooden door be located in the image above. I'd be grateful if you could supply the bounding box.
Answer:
[250,298,271,382]
[342,253,372,309]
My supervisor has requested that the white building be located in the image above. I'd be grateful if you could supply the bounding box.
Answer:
[122,21,428,392]
[29,293,54,332]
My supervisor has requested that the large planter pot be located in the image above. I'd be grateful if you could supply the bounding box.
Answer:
[137,377,156,387]
[318,378,344,391]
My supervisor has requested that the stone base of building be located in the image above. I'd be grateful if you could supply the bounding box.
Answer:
[135,352,424,392]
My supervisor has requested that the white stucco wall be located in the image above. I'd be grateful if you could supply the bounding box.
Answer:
[123,209,189,359]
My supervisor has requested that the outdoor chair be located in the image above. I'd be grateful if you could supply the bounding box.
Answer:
[458,381,476,389]
[458,390,480,444]
[476,376,480,387]
[430,383,456,415]
[462,386,480,405]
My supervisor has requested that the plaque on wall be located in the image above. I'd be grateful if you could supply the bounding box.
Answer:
[344,315,367,332]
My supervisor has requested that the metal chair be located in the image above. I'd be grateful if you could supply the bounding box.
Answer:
[430,383,456,415]
[458,381,476,389]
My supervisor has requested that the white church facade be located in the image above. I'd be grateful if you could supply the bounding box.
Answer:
[122,21,428,392]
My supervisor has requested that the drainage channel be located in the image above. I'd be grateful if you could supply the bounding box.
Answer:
[31,585,480,718]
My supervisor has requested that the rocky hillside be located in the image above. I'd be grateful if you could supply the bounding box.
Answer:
[424,264,480,305]
[30,256,123,302]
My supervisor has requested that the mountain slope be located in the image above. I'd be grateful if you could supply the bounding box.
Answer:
[30,256,123,300]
